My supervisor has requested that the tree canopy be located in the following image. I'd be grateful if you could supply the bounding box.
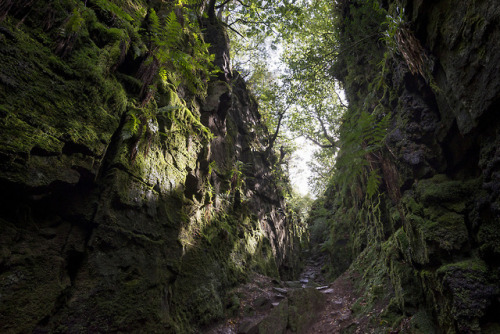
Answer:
[213,0,344,195]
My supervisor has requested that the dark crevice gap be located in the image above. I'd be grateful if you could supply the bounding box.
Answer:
[95,111,128,181]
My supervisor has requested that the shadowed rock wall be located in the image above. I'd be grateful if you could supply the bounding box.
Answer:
[317,0,500,332]
[0,2,303,333]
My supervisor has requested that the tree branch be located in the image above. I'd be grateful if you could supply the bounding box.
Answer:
[228,18,268,27]
[267,110,286,153]
[305,135,335,148]
[221,21,245,37]
[233,0,270,10]
[315,111,337,147]
[215,0,232,9]
[333,89,348,109]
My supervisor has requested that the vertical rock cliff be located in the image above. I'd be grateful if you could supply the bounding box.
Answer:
[313,0,500,333]
[0,1,303,332]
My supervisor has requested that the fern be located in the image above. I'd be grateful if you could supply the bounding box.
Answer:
[122,109,141,140]
[139,7,214,100]
[331,108,391,212]
[93,0,134,23]
[67,8,85,33]
[366,169,381,198]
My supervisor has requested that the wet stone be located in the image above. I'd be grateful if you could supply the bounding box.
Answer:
[272,287,287,294]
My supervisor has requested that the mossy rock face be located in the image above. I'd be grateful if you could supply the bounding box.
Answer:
[416,0,500,135]
[307,198,354,280]
[416,174,468,204]
[253,288,325,334]
[287,288,326,333]
[433,259,497,333]
[477,218,500,258]
[0,252,70,332]
[398,175,497,331]
[324,0,500,332]
[401,175,481,266]
[0,2,305,332]
[422,212,469,252]
[384,235,421,312]
[258,299,289,334]
[409,310,436,334]
[0,10,123,191]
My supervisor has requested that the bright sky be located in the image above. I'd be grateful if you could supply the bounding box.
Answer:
[289,137,316,197]
[231,37,321,198]
[266,45,320,198]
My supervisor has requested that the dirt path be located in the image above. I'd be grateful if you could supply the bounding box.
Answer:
[299,253,328,286]
[299,252,360,333]
[205,253,363,334]
[305,270,359,333]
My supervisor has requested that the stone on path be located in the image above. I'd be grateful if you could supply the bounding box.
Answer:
[320,288,335,294]
[272,287,287,294]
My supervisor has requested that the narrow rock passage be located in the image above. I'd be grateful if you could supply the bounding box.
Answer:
[299,252,328,286]
[206,251,363,334]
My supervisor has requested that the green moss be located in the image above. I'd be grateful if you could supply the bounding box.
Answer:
[0,15,123,162]
[394,228,410,260]
[402,194,424,215]
[431,257,495,332]
[0,2,303,333]
[382,234,423,313]
[410,310,436,334]
[287,288,326,333]
[0,116,64,154]
[422,212,468,251]
[347,244,395,325]
[380,298,403,327]
[416,175,481,205]
[478,219,500,257]
[0,254,68,333]
[437,258,487,275]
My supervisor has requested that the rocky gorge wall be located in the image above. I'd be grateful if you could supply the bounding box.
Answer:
[0,1,303,333]
[312,0,500,333]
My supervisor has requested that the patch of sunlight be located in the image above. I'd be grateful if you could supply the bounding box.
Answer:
[178,208,207,255]
[245,228,264,255]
